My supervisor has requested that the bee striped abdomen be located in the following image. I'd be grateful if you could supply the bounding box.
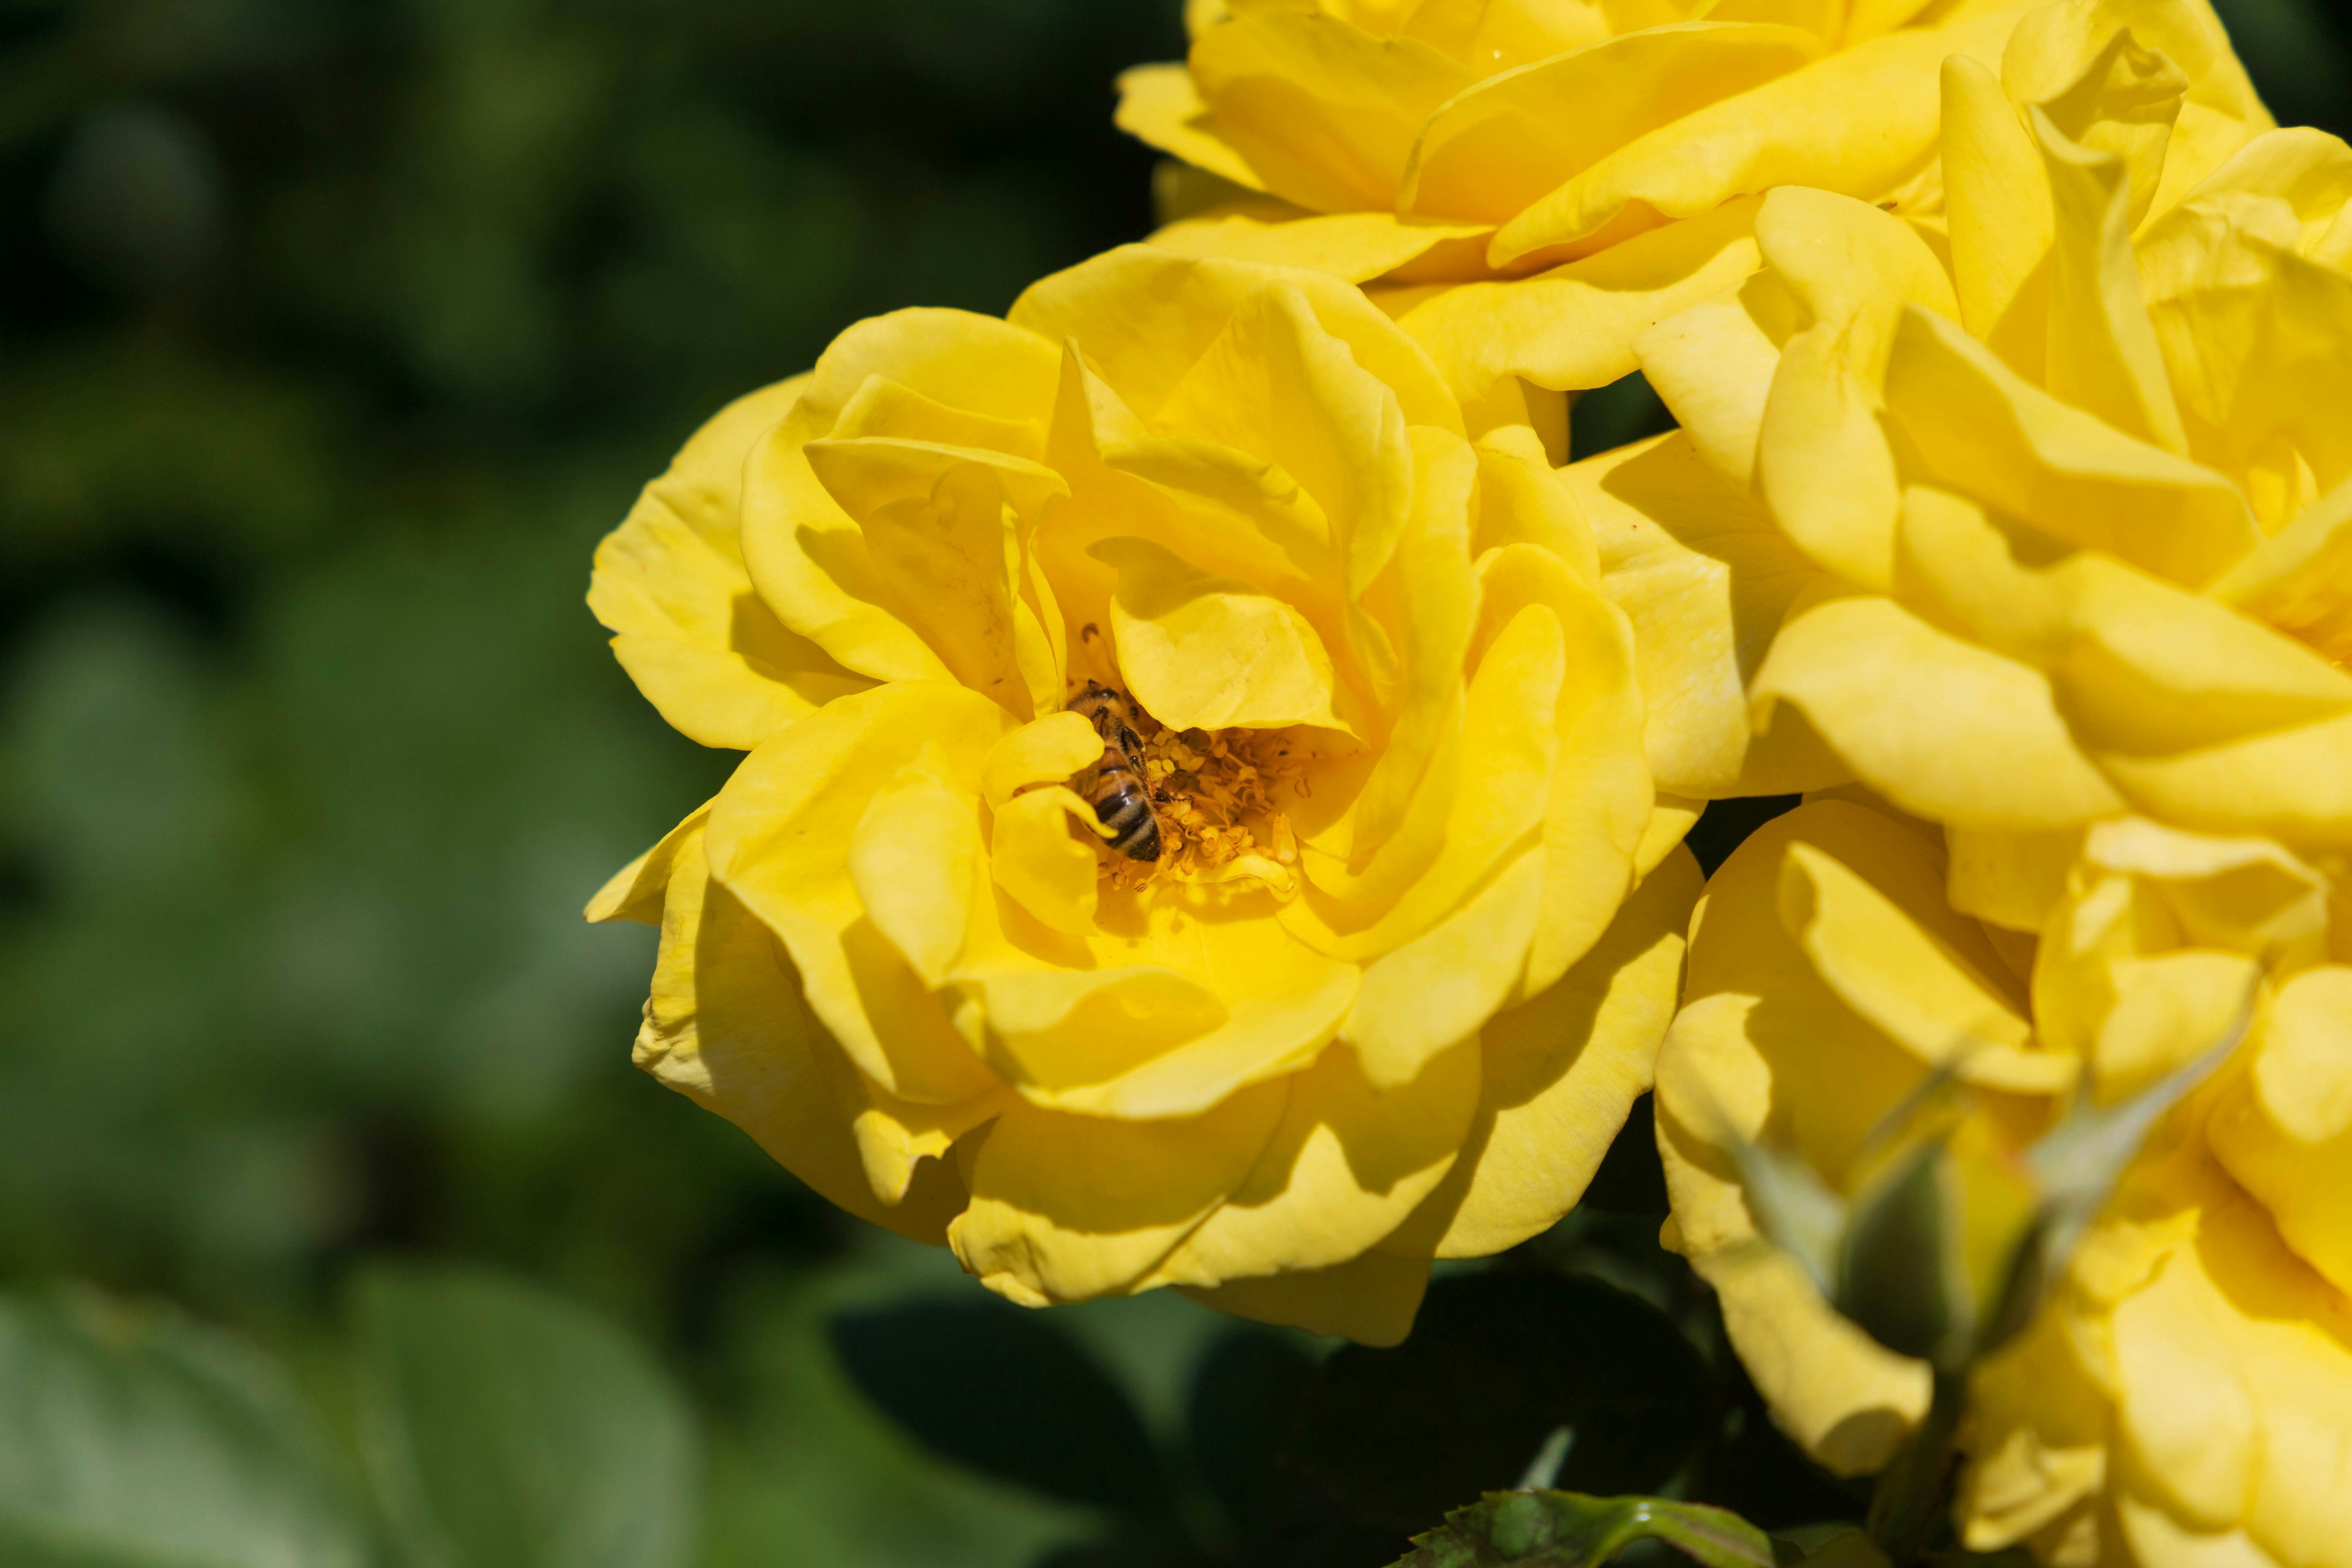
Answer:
[1068,680,1163,863]
[1087,745,1162,862]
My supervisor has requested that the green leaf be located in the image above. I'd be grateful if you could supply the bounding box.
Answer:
[1392,1491,1775,1568]
[354,1265,699,1568]
[827,1296,1168,1514]
[1182,1327,1315,1534]
[1291,1275,1709,1532]
[0,1290,367,1568]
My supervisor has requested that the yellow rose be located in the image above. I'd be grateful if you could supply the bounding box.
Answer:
[1112,0,2260,403]
[586,246,1707,1344]
[1656,796,2352,1566]
[1602,0,2348,869]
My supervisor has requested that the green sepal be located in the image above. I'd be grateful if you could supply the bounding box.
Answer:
[1390,1490,1776,1568]
[1833,1139,1973,1370]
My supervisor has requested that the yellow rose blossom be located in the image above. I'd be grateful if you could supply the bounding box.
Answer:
[584,245,1709,1344]
[1112,0,2261,403]
[1656,796,2352,1566]
[1605,0,2350,851]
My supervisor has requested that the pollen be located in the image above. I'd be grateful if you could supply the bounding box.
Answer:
[1071,679,1308,891]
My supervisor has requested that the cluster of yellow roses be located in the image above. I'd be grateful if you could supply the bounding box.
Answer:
[586,0,2350,1561]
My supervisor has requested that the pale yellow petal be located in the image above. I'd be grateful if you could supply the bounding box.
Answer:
[1943,822,2084,933]
[706,682,1013,1102]
[949,1080,1291,1302]
[1153,280,1415,597]
[1753,595,2126,829]
[956,910,1361,1120]
[1488,12,2013,268]
[1751,186,1959,590]
[2211,965,2352,1294]
[633,830,971,1245]
[1188,7,1477,213]
[1498,552,1651,997]
[1177,1248,1431,1345]
[1012,244,1461,435]
[1387,843,1702,1259]
[1634,268,1803,490]
[2214,477,2352,665]
[1395,194,1764,398]
[2098,711,2352,846]
[799,442,1066,718]
[1148,1037,1480,1285]
[785,307,1063,440]
[1471,424,1597,581]
[736,311,1063,685]
[2032,91,2191,456]
[847,741,981,989]
[589,375,875,747]
[1958,1299,2113,1549]
[1289,598,1564,968]
[1575,431,1841,797]
[1941,53,2052,375]
[1093,535,1353,734]
[979,711,1104,809]
[1777,839,2076,1092]
[1400,22,1825,225]
[2083,815,2330,952]
[2000,0,2271,216]
[1149,203,1492,283]
[586,801,714,925]
[1883,305,2260,588]
[987,786,1102,938]
[2088,948,2256,1101]
[1115,61,1271,192]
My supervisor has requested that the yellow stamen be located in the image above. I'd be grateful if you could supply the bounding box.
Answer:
[1067,677,1308,889]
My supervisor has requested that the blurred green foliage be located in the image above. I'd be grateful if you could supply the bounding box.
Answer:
[0,0,2345,1563]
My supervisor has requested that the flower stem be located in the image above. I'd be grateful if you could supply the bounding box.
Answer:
[1866,1372,1966,1564]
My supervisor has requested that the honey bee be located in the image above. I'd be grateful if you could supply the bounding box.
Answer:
[1067,681,1162,862]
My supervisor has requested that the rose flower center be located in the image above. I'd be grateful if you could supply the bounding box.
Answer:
[1063,669,1310,891]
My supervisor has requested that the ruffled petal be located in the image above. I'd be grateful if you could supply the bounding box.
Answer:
[1187,7,1477,213]
[706,682,1014,1102]
[1386,844,1702,1259]
[949,1079,1291,1302]
[1392,195,1764,398]
[1777,838,2075,1091]
[1635,269,1803,490]
[1149,203,1492,283]
[988,786,1102,938]
[1146,1036,1480,1286]
[1883,305,2260,589]
[1575,432,1841,797]
[1114,61,1271,192]
[2211,966,2352,1295]
[585,801,713,925]
[1177,1248,1431,1346]
[1400,22,1825,225]
[1012,245,1461,435]
[741,312,1062,685]
[589,375,875,747]
[1755,594,2125,829]
[1093,535,1354,733]
[1749,187,1958,590]
[847,741,982,989]
[1487,11,2013,268]
[633,829,978,1245]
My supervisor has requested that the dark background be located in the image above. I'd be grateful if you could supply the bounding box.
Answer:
[0,1,2342,1564]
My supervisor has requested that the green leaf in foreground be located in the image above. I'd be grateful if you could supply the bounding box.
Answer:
[0,1291,366,1568]
[1392,1491,1775,1568]
[355,1265,698,1568]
